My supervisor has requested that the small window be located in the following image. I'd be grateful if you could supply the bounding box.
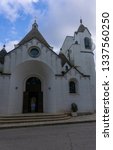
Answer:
[75,41,78,44]
[84,37,92,49]
[65,65,68,71]
[69,81,76,93]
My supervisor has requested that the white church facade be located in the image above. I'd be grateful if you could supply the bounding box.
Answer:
[0,21,96,115]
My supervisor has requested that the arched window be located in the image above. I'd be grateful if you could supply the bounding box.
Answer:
[84,37,92,49]
[26,77,41,92]
[69,81,76,93]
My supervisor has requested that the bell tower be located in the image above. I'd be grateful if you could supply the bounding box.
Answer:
[61,20,95,76]
[60,20,96,111]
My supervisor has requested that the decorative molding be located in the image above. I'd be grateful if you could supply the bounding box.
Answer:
[80,51,94,55]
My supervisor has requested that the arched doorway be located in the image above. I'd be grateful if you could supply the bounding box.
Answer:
[23,77,43,113]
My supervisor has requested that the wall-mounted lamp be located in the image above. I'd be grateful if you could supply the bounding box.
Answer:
[48,87,51,90]
[15,87,18,90]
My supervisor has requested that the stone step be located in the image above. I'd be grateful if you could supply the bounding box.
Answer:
[0,113,69,120]
[0,113,71,124]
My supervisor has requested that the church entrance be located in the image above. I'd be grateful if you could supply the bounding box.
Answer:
[23,77,43,113]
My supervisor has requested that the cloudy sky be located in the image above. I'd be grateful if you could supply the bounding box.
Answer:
[0,0,96,53]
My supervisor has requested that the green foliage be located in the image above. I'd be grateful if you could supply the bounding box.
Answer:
[71,103,78,112]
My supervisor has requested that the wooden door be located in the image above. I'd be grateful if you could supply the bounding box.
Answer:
[23,77,43,113]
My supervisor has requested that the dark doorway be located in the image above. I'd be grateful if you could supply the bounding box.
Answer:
[23,77,43,113]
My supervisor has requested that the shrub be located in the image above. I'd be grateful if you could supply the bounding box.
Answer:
[71,103,78,112]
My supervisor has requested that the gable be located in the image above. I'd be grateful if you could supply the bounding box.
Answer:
[3,37,63,75]
[18,25,50,48]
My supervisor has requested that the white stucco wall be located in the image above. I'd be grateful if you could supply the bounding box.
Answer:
[0,27,96,115]
[7,60,58,114]
[4,39,62,75]
[0,75,10,114]
[54,68,95,113]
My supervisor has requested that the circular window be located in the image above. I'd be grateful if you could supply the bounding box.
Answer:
[29,47,40,58]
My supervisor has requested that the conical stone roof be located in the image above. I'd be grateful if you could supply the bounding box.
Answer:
[0,45,7,64]
[18,21,50,48]
[76,20,91,35]
[77,24,86,32]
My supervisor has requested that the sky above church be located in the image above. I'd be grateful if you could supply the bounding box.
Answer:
[0,0,96,53]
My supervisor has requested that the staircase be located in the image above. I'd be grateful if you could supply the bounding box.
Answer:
[0,113,71,124]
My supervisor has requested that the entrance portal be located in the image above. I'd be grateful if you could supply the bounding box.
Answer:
[23,77,43,113]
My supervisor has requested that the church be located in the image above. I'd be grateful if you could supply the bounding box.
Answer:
[0,20,96,115]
